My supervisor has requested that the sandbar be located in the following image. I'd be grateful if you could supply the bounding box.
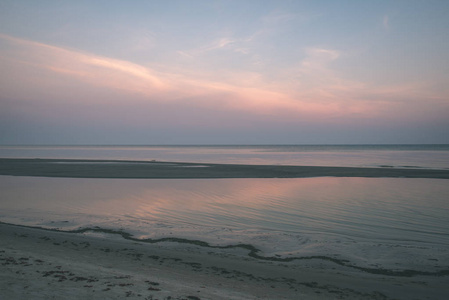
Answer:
[1,158,449,179]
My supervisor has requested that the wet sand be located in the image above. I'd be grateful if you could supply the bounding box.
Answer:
[1,158,449,179]
[2,222,448,300]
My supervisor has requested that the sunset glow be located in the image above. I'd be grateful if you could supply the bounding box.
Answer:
[1,1,448,144]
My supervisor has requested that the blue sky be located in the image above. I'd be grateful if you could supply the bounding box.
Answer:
[1,0,448,144]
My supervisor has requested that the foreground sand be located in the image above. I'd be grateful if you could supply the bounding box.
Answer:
[1,223,448,300]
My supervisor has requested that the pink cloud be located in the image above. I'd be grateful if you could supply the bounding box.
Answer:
[1,34,446,126]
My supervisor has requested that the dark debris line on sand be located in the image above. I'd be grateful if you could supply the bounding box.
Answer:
[2,221,448,278]
[1,230,396,300]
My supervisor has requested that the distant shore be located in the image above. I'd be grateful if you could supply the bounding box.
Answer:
[1,158,449,179]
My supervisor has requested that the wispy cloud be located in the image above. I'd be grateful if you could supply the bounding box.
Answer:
[180,35,248,58]
[1,34,445,125]
[261,10,297,25]
[300,48,340,71]
[208,37,235,50]
[0,34,168,95]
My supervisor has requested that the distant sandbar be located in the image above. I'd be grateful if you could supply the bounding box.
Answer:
[1,158,448,179]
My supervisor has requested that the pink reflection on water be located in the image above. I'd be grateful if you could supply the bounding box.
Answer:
[1,176,448,242]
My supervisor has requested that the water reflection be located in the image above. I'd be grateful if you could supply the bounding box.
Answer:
[1,176,448,245]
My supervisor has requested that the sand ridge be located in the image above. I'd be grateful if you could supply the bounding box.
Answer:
[1,158,449,179]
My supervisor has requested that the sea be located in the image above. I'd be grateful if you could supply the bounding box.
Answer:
[1,144,449,169]
[1,144,449,273]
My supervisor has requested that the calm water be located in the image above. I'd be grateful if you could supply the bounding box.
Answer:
[1,175,448,271]
[1,144,449,169]
[1,145,449,271]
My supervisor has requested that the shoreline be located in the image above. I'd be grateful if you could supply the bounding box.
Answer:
[2,159,449,299]
[2,222,448,300]
[1,158,449,179]
[2,221,448,278]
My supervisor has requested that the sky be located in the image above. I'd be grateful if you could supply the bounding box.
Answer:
[1,0,448,145]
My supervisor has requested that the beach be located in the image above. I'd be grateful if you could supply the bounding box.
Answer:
[2,222,448,300]
[1,157,449,299]
[2,0,449,295]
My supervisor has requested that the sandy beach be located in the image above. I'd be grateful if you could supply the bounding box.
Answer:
[2,0,449,297]
[2,222,448,300]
